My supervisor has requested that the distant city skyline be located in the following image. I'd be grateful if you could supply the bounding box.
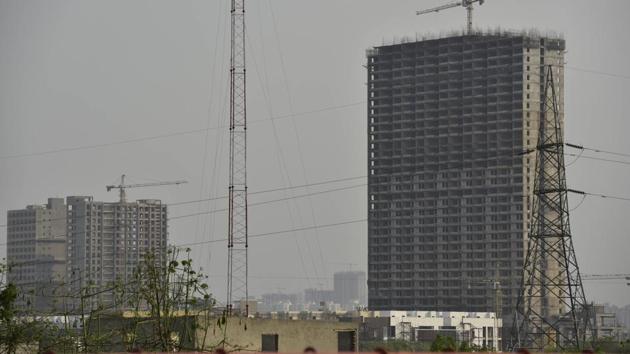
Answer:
[1,0,629,307]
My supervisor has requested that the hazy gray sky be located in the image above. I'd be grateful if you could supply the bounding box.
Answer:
[1,0,629,306]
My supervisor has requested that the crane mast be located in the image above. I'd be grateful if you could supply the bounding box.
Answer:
[227,0,248,316]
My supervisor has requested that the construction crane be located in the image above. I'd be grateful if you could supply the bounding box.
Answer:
[106,174,187,203]
[416,0,486,35]
[582,274,630,282]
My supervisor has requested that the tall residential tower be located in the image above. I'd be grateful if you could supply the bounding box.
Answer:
[66,196,168,309]
[366,32,565,330]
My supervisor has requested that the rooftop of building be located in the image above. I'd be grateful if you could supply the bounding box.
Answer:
[66,196,164,206]
[364,310,499,319]
[368,27,565,54]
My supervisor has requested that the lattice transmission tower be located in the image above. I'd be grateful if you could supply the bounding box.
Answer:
[513,65,592,351]
[227,0,248,315]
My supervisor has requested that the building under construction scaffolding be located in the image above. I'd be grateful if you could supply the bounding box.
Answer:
[366,31,566,342]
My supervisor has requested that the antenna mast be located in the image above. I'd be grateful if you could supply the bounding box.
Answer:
[227,0,248,316]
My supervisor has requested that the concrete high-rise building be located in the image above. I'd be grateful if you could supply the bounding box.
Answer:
[6,198,67,312]
[366,31,565,325]
[334,271,367,310]
[66,196,168,309]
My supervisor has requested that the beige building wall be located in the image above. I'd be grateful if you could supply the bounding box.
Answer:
[197,318,359,352]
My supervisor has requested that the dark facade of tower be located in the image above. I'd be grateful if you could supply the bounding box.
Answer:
[366,32,565,323]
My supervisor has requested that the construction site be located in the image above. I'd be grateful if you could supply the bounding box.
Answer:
[1,0,629,353]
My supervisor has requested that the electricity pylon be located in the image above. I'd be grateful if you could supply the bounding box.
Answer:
[513,65,593,351]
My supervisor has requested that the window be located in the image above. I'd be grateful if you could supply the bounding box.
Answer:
[261,334,279,352]
[337,331,356,352]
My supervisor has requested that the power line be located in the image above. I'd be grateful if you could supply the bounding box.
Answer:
[565,153,630,167]
[266,0,329,283]
[566,66,630,81]
[169,182,365,221]
[174,217,366,248]
[0,181,366,245]
[168,174,366,206]
[209,274,334,280]
[0,65,625,161]
[0,128,207,160]
[245,23,317,290]
[0,101,364,161]
[582,273,630,280]
[566,142,630,159]
[192,0,230,272]
[3,217,367,267]
[583,191,630,202]
[0,174,366,229]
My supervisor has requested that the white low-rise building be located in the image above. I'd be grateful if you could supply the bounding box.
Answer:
[361,310,502,351]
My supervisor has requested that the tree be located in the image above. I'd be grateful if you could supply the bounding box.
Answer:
[37,247,219,353]
[430,334,457,352]
[119,247,215,352]
[0,261,47,354]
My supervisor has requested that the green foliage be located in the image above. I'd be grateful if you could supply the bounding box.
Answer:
[360,335,493,353]
[117,247,215,352]
[0,262,47,354]
[0,283,18,321]
[430,334,457,352]
[458,340,472,352]
[0,250,230,353]
[594,338,630,354]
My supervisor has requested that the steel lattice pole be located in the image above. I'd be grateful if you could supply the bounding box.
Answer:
[512,65,592,351]
[227,0,248,316]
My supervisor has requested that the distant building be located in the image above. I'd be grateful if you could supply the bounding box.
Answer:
[361,310,502,350]
[6,198,67,312]
[366,31,565,326]
[304,288,335,307]
[606,303,630,336]
[260,292,302,312]
[593,304,628,340]
[66,196,168,310]
[334,271,367,309]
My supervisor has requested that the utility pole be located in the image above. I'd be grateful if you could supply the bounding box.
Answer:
[467,274,502,351]
[227,0,248,316]
[512,65,592,351]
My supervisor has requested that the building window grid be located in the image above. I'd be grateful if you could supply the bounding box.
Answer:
[367,35,563,311]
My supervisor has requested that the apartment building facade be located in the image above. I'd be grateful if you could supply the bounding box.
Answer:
[366,31,565,324]
[66,196,168,309]
[6,198,67,312]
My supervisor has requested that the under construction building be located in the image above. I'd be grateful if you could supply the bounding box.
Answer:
[366,31,565,332]
[66,196,168,310]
